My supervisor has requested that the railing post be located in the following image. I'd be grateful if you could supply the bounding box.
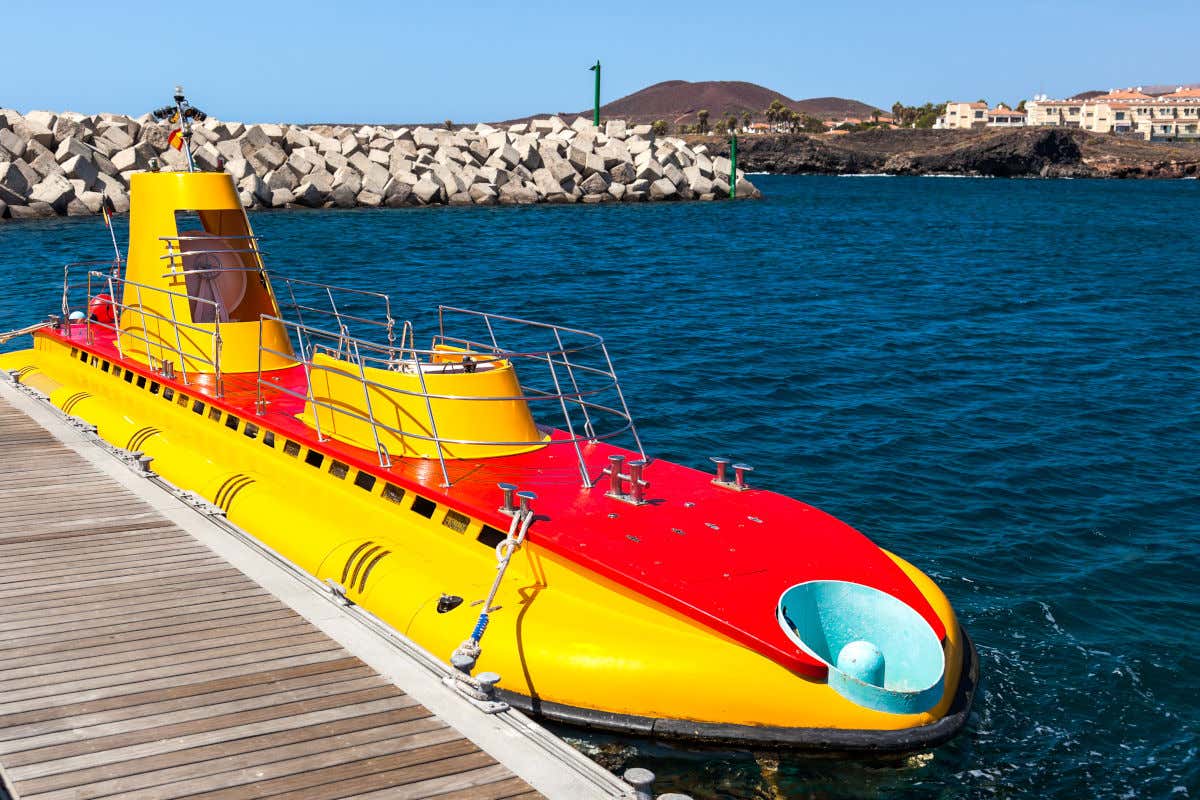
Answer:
[600,342,646,460]
[133,282,154,368]
[543,349,592,487]
[552,327,596,440]
[352,340,392,468]
[411,360,453,488]
[106,275,122,357]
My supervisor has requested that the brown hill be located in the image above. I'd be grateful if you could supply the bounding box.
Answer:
[499,80,881,126]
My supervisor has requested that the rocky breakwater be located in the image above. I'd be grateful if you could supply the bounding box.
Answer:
[0,109,760,221]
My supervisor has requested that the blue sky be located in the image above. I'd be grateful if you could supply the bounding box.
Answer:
[2,0,1196,123]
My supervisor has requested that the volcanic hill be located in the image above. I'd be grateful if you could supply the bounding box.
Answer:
[504,80,881,126]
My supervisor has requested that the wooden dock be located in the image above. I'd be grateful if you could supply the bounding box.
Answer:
[0,381,629,800]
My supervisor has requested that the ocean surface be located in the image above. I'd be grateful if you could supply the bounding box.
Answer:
[1,175,1197,799]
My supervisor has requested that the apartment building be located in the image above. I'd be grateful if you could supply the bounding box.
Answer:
[937,102,988,129]
[1026,87,1200,140]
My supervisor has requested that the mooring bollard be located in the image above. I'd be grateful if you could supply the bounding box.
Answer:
[623,767,655,800]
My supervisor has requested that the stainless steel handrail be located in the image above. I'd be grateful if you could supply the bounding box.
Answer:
[83,270,224,394]
[255,310,644,488]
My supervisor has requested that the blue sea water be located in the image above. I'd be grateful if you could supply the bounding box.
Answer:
[1,175,1197,799]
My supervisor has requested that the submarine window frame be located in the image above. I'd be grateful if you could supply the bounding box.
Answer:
[124,370,134,383]
[150,381,160,395]
[382,483,405,504]
[225,415,240,432]
[70,347,78,358]
[262,430,276,448]
[208,406,222,422]
[136,375,147,389]
[328,460,349,479]
[354,471,377,492]
[243,422,259,439]
[477,525,507,549]
[177,393,189,407]
[304,449,324,469]
[100,360,110,373]
[78,350,87,362]
[283,439,300,457]
[411,495,437,519]
[163,387,174,401]
[192,400,205,415]
[442,510,470,533]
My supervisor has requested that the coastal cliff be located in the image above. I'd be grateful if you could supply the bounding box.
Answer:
[704,128,1200,178]
[0,110,760,221]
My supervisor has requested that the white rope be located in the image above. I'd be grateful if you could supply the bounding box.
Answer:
[0,322,49,345]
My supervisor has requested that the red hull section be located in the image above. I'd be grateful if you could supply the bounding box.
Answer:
[50,325,945,679]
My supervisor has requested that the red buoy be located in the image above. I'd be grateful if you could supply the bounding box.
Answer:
[88,293,115,325]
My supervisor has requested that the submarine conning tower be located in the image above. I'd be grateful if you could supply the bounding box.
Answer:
[118,170,296,375]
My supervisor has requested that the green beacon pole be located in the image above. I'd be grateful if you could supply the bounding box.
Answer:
[730,132,738,199]
[590,61,601,127]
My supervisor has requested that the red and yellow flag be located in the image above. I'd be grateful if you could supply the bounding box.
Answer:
[167,128,184,150]
[100,194,115,228]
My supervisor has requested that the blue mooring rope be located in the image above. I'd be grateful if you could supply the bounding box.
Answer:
[471,613,490,643]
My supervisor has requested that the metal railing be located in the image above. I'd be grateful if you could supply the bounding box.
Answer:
[58,261,225,394]
[60,261,645,486]
[159,234,268,279]
[272,275,399,362]
[255,305,644,489]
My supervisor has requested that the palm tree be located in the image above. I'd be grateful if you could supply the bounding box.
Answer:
[697,109,710,134]
[742,110,751,131]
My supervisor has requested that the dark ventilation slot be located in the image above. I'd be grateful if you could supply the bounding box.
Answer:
[328,460,349,479]
[357,549,390,592]
[382,483,405,504]
[477,525,507,548]
[304,450,324,468]
[354,472,377,492]
[442,511,470,533]
[216,473,255,512]
[341,541,375,585]
[283,440,300,456]
[411,496,436,519]
[349,546,381,589]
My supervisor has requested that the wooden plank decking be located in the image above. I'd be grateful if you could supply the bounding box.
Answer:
[0,395,544,800]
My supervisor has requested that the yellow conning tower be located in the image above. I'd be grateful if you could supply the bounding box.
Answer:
[300,346,547,460]
[118,171,295,374]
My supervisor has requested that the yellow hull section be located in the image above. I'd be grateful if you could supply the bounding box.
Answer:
[1,338,967,736]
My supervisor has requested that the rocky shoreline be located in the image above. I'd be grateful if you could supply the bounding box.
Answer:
[704,128,1200,179]
[0,110,760,222]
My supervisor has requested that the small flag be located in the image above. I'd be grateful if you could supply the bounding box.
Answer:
[100,194,116,228]
[167,128,184,150]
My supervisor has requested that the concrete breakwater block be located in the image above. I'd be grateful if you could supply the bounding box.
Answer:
[0,108,759,220]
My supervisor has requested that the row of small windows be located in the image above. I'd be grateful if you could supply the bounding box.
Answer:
[71,347,498,546]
